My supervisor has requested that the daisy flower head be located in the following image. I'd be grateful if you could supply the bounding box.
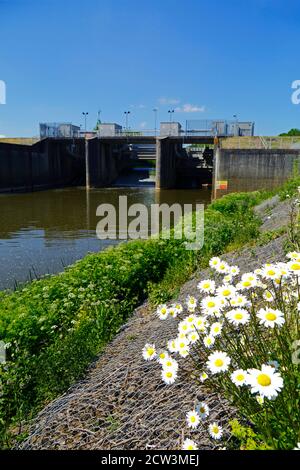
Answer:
[230,265,240,276]
[161,356,178,372]
[157,350,170,364]
[225,308,250,326]
[217,284,236,300]
[246,364,283,398]
[194,315,208,332]
[178,320,193,335]
[186,295,198,312]
[257,308,285,328]
[287,251,300,261]
[238,272,258,290]
[157,304,168,320]
[174,303,183,315]
[210,321,223,337]
[175,337,190,357]
[182,438,198,450]
[186,410,200,429]
[215,260,230,275]
[231,369,247,387]
[168,306,177,318]
[263,290,275,302]
[230,294,249,308]
[223,274,233,284]
[261,264,281,280]
[276,262,289,279]
[203,334,215,348]
[288,259,300,274]
[186,314,196,325]
[209,422,223,440]
[200,371,208,382]
[197,279,216,294]
[142,343,157,361]
[201,296,221,316]
[207,351,231,374]
[167,338,177,353]
[209,256,221,270]
[161,368,177,385]
[196,402,210,419]
[188,330,200,344]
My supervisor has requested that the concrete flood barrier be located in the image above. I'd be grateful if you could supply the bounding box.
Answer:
[0,139,85,193]
[213,147,300,198]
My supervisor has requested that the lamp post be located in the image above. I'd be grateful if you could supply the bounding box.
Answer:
[82,112,88,135]
[124,111,131,134]
[168,109,174,135]
[153,108,158,136]
[233,114,238,136]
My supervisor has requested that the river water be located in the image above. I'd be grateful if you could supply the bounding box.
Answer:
[0,186,212,290]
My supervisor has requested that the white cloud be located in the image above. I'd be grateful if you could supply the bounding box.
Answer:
[139,121,147,128]
[130,103,146,109]
[158,97,180,105]
[175,103,205,113]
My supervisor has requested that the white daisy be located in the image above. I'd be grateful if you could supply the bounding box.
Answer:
[196,402,210,419]
[261,264,281,280]
[182,438,198,450]
[197,279,216,294]
[210,322,223,337]
[178,320,193,335]
[215,261,230,275]
[201,296,222,315]
[168,306,177,318]
[231,369,247,387]
[161,368,177,385]
[230,265,240,276]
[287,251,300,260]
[246,364,283,398]
[206,351,231,374]
[193,315,208,331]
[263,290,275,302]
[200,371,208,382]
[288,260,300,273]
[157,304,168,320]
[157,350,170,364]
[225,308,250,326]
[186,410,200,429]
[237,273,258,290]
[209,256,221,269]
[257,308,285,328]
[223,274,233,284]
[167,339,177,353]
[161,357,178,372]
[142,343,157,361]
[186,295,197,311]
[188,330,200,344]
[209,422,223,440]
[230,294,249,308]
[174,303,183,314]
[217,284,236,299]
[203,334,215,348]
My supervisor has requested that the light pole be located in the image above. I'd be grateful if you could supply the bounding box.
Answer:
[124,111,131,134]
[233,114,238,136]
[153,108,158,136]
[168,109,174,135]
[82,112,88,134]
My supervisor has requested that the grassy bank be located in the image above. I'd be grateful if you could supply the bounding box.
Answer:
[0,178,298,446]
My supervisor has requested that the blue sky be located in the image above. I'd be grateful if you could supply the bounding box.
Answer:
[0,0,300,136]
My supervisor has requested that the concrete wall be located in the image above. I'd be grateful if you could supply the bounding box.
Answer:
[213,147,300,197]
[155,137,177,189]
[0,139,85,193]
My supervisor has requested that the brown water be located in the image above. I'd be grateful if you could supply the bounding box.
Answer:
[0,187,212,290]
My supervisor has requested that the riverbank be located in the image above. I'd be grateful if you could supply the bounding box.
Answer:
[0,178,299,447]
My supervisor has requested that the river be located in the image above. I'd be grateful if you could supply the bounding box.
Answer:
[0,186,212,290]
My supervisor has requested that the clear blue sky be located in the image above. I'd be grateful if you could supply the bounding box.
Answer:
[0,0,300,136]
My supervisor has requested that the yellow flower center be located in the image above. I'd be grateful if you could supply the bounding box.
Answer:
[187,445,194,450]
[208,301,215,308]
[160,353,165,359]
[203,283,210,289]
[266,312,276,321]
[236,374,244,382]
[166,372,173,378]
[257,374,271,386]
[161,308,166,314]
[291,263,300,270]
[190,416,196,422]
[166,361,172,367]
[235,313,243,320]
[212,426,219,434]
[222,289,231,296]
[147,348,154,356]
[243,281,251,287]
[207,338,212,344]
[180,342,185,348]
[183,325,187,330]
[214,359,224,367]
[267,270,275,276]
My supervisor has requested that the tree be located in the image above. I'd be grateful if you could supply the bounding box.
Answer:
[279,128,300,136]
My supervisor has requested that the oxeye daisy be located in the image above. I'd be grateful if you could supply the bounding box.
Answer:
[157,350,170,364]
[157,304,168,320]
[168,306,177,318]
[230,294,249,308]
[161,368,177,385]
[167,339,177,353]
[203,334,215,348]
[207,351,231,374]
[174,303,183,314]
[186,410,200,429]
[201,296,221,315]
[182,438,198,450]
[261,264,281,280]
[178,320,193,335]
[246,364,283,398]
[186,295,197,311]
[210,322,223,337]
[162,357,178,371]
[238,272,258,290]
[225,308,250,326]
[257,308,285,328]
[186,314,196,324]
[230,265,240,276]
[209,422,223,440]
[288,260,300,273]
[231,369,247,387]
[193,315,207,331]
[215,261,230,274]
[209,256,221,269]
[287,251,300,260]
[223,274,233,284]
[142,343,157,361]
[217,284,236,299]
[197,279,216,294]
[200,371,208,382]
[188,330,200,344]
[196,402,210,419]
[263,290,275,302]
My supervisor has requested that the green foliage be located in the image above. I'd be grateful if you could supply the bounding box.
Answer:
[229,420,272,450]
[279,128,300,136]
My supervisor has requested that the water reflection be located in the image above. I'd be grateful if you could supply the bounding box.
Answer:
[0,187,212,290]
